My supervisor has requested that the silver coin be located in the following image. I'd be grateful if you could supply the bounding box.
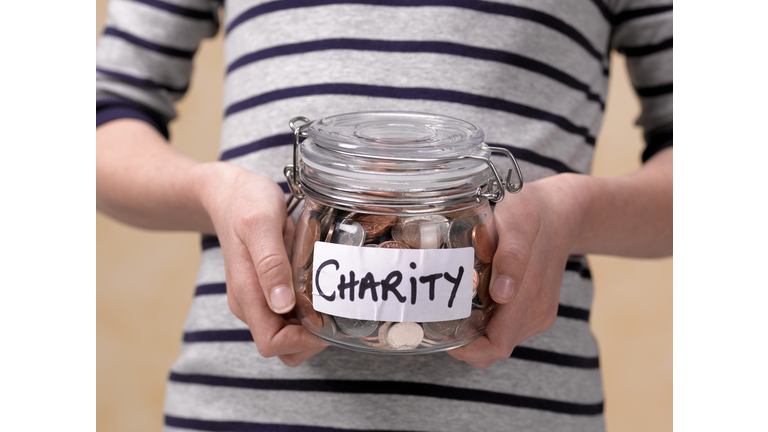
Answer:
[394,216,450,249]
[330,220,366,246]
[423,319,462,341]
[378,322,393,349]
[386,322,424,350]
[333,316,380,338]
[454,310,484,340]
[447,218,474,248]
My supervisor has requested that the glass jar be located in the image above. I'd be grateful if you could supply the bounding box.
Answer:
[285,112,523,354]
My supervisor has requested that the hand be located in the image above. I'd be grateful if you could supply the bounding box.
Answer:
[196,162,328,366]
[447,174,589,369]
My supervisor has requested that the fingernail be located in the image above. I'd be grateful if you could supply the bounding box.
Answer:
[491,276,515,303]
[270,285,294,313]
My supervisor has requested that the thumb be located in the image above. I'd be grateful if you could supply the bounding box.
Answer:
[247,217,296,314]
[489,212,539,304]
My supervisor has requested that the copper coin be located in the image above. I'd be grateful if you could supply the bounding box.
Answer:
[297,217,321,268]
[476,266,492,307]
[472,223,496,264]
[472,268,479,296]
[333,316,380,338]
[423,319,462,341]
[329,220,365,246]
[296,295,323,332]
[386,322,424,350]
[354,213,397,240]
[377,240,410,249]
[447,218,474,248]
[319,207,337,240]
[454,310,484,340]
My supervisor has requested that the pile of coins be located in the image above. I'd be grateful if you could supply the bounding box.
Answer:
[292,201,498,353]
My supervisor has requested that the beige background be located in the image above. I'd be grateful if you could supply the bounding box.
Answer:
[96,2,672,430]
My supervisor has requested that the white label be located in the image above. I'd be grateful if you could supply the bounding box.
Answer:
[311,242,474,322]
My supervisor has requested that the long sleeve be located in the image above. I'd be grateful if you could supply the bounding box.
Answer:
[608,0,673,162]
[96,0,221,139]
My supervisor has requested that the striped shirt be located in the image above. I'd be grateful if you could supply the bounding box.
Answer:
[96,1,672,431]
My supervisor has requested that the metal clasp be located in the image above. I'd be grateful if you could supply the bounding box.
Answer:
[284,116,313,214]
[468,146,524,203]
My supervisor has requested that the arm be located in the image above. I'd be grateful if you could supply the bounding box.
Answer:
[97,119,327,366]
[448,148,672,368]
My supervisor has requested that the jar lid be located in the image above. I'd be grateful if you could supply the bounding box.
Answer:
[287,112,523,214]
[307,111,486,160]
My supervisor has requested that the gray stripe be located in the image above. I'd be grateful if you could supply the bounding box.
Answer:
[611,9,673,49]
[517,318,600,357]
[196,248,226,285]
[626,49,673,88]
[171,343,604,402]
[225,51,604,130]
[183,295,246,332]
[163,382,604,431]
[224,5,608,92]
[110,0,218,50]
[636,93,674,131]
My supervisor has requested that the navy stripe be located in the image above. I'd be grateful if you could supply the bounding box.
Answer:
[96,67,188,93]
[618,37,672,57]
[227,39,605,108]
[201,235,220,250]
[557,304,590,322]
[184,329,253,342]
[195,283,226,296]
[565,261,592,279]
[636,83,672,98]
[613,5,672,25]
[226,0,605,63]
[487,142,579,174]
[103,26,195,59]
[642,122,672,163]
[220,133,293,160]
[168,372,604,415]
[165,415,419,432]
[510,346,599,369]
[127,0,216,20]
[225,84,596,145]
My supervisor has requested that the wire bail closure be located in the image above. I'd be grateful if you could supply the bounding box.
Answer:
[284,116,523,215]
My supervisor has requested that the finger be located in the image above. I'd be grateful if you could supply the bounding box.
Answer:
[224,237,325,358]
[490,201,540,304]
[242,211,296,314]
[446,304,522,365]
[278,345,329,367]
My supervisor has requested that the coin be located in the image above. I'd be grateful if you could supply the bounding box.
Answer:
[472,267,479,296]
[386,322,424,350]
[447,218,474,248]
[476,265,492,307]
[377,240,410,249]
[296,295,323,331]
[297,217,321,268]
[333,316,380,338]
[378,322,393,349]
[472,223,496,264]
[454,310,483,340]
[354,213,397,241]
[330,220,366,246]
[401,219,443,249]
[423,319,462,341]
